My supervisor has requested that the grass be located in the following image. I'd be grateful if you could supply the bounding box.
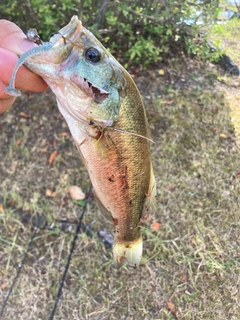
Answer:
[209,19,240,142]
[1,30,240,320]
[209,18,240,62]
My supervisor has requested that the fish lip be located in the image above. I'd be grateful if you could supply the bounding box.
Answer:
[50,15,83,47]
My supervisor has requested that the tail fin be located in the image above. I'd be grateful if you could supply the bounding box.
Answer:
[113,237,143,268]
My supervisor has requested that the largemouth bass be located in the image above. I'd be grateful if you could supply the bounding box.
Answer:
[5,16,156,268]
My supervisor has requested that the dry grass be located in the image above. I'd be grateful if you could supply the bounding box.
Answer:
[1,46,240,319]
[210,19,240,141]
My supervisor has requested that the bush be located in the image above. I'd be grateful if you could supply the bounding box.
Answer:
[0,0,220,68]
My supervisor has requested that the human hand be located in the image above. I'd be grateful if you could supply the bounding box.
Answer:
[0,20,48,114]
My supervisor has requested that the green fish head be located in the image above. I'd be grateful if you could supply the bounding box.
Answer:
[26,16,127,126]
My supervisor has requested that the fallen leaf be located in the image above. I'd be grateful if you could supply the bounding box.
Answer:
[166,301,178,318]
[19,111,31,118]
[46,189,57,197]
[39,148,47,153]
[151,221,161,231]
[219,133,227,139]
[68,185,85,200]
[158,69,164,75]
[0,282,8,290]
[0,203,4,213]
[166,301,176,312]
[180,274,187,283]
[63,174,69,181]
[48,150,58,165]
[46,189,51,197]
[236,172,240,178]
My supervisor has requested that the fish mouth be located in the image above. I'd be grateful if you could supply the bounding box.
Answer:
[50,16,83,48]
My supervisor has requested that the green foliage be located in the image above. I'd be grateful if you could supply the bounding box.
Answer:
[0,0,220,68]
[208,17,240,62]
[74,200,86,207]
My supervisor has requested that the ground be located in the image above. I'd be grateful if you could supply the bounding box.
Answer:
[0,23,240,320]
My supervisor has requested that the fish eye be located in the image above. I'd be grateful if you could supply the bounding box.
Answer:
[85,47,101,62]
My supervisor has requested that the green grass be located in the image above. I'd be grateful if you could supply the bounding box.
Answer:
[208,18,240,140]
[210,18,240,61]
[1,53,240,320]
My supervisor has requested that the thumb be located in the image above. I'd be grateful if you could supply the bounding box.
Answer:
[0,19,36,55]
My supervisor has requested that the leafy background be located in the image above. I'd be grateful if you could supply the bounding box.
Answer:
[0,0,220,67]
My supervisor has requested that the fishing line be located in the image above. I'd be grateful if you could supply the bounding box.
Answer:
[0,225,39,319]
[0,185,91,318]
[48,185,92,320]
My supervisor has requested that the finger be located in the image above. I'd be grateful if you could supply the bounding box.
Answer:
[0,19,35,56]
[0,81,15,113]
[0,48,48,99]
[0,97,16,114]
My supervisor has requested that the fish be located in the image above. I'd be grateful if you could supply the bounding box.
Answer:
[4,16,156,268]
